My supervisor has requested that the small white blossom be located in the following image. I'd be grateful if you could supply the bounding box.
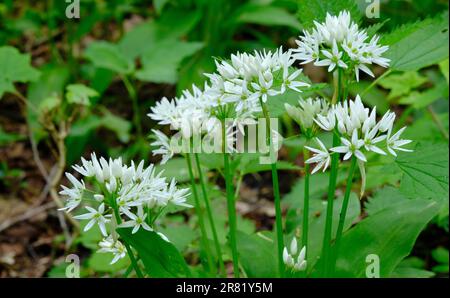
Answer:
[283,238,307,272]
[305,138,331,174]
[331,129,367,162]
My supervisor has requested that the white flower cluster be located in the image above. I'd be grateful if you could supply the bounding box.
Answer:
[148,48,310,163]
[292,11,390,81]
[304,95,412,193]
[60,153,191,263]
[284,97,329,133]
[283,237,307,272]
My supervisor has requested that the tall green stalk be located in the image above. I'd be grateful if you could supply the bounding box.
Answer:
[121,75,142,139]
[321,68,343,277]
[301,147,310,261]
[221,120,240,277]
[185,154,215,274]
[193,153,226,276]
[260,99,285,277]
[331,156,357,275]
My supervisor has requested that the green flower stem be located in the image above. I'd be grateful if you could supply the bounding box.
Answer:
[301,146,310,261]
[331,155,357,275]
[361,69,392,97]
[121,75,142,139]
[193,153,226,276]
[110,195,144,278]
[185,154,215,274]
[222,120,240,277]
[260,99,285,277]
[320,132,340,277]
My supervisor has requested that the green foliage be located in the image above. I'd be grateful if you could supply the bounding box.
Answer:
[396,142,449,202]
[297,0,361,29]
[84,41,135,75]
[0,46,40,98]
[378,71,428,100]
[236,231,278,277]
[335,199,440,277]
[0,126,24,145]
[386,13,449,71]
[66,84,99,106]
[432,247,449,273]
[117,228,191,277]
[236,4,301,30]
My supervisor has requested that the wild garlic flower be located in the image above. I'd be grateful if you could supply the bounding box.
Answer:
[305,95,412,195]
[59,153,191,263]
[285,97,329,135]
[283,237,307,272]
[148,48,310,164]
[293,11,390,81]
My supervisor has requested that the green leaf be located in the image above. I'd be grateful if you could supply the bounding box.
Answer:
[88,251,130,273]
[364,186,408,216]
[378,71,428,100]
[117,228,191,277]
[390,267,435,278]
[236,5,301,30]
[0,46,40,98]
[154,0,170,14]
[236,231,278,277]
[84,41,134,74]
[432,247,449,264]
[439,59,449,84]
[396,142,449,202]
[100,110,132,143]
[66,84,99,106]
[159,225,198,252]
[297,0,361,30]
[386,13,449,71]
[135,40,203,84]
[349,81,389,113]
[335,199,440,277]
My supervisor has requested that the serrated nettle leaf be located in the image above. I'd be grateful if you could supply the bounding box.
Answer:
[402,113,449,143]
[378,71,428,100]
[335,199,440,277]
[117,228,191,278]
[395,142,449,202]
[235,4,301,30]
[0,46,40,98]
[84,41,135,75]
[135,40,204,84]
[297,0,361,30]
[387,13,449,71]
[66,84,99,106]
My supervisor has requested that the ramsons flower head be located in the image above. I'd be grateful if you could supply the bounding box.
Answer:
[292,11,390,81]
[59,153,191,264]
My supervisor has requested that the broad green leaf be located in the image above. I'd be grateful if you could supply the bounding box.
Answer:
[236,5,301,30]
[135,40,203,84]
[100,110,132,143]
[386,13,449,71]
[396,142,449,202]
[66,84,99,106]
[297,0,361,30]
[432,247,449,264]
[159,225,198,252]
[364,186,408,216]
[236,231,278,277]
[88,251,130,273]
[390,267,435,278]
[0,46,40,98]
[84,41,134,75]
[117,228,191,277]
[335,199,440,277]
[378,71,427,100]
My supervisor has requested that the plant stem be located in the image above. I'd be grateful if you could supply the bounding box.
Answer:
[193,153,226,276]
[222,120,240,277]
[427,105,449,140]
[260,100,285,277]
[185,154,215,274]
[320,132,340,277]
[331,156,357,275]
[110,196,144,278]
[121,75,142,139]
[301,146,310,261]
